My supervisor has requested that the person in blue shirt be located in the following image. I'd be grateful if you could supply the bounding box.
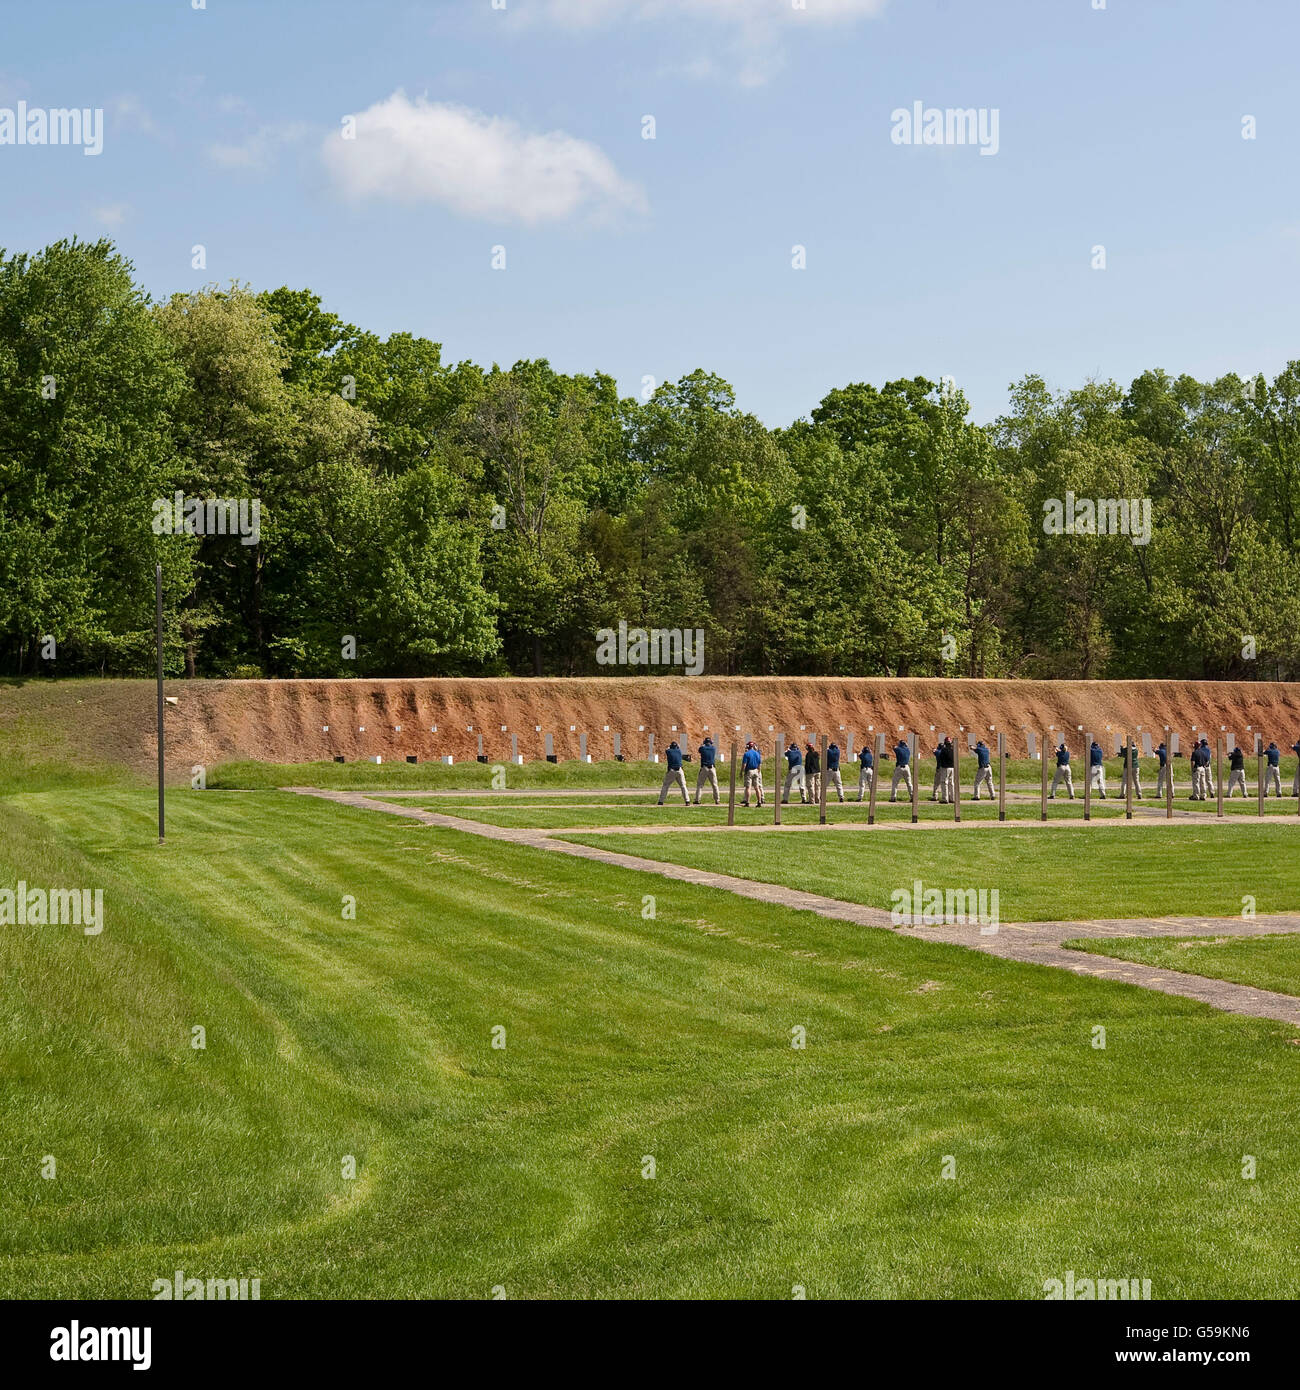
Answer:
[1264,741,1282,798]
[929,740,944,803]
[889,738,913,801]
[857,745,875,802]
[741,741,763,806]
[826,741,844,802]
[973,739,994,800]
[1089,740,1107,798]
[1049,742,1074,799]
[782,741,807,804]
[1155,741,1172,799]
[656,739,689,806]
[693,735,720,805]
[1190,737,1213,801]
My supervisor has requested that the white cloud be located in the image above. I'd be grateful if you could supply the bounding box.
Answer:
[209,121,311,171]
[321,92,646,225]
[93,203,130,228]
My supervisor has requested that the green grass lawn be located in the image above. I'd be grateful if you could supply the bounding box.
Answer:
[562,823,1300,922]
[388,796,1131,830]
[4,787,1300,1298]
[1067,933,1300,996]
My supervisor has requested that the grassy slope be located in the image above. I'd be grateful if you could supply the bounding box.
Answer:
[3,788,1300,1299]
[561,824,1300,921]
[1068,934,1300,996]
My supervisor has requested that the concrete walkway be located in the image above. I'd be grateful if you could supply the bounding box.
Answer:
[287,787,1300,1026]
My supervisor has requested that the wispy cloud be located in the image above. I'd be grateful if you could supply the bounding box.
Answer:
[321,91,646,225]
[93,203,130,228]
[209,121,311,171]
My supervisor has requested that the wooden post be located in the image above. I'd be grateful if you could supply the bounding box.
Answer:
[1084,732,1092,822]
[727,741,737,826]
[774,736,782,826]
[868,742,879,825]
[909,732,919,824]
[1040,732,1048,821]
[818,733,828,825]
[997,732,1006,822]
[1216,737,1224,818]
[1165,737,1173,819]
[951,738,961,823]
[1125,736,1134,820]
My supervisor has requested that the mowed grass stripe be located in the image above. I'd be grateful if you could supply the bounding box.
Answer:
[561,823,1300,921]
[1068,932,1300,997]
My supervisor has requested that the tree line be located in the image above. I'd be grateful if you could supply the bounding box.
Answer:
[3,237,1299,681]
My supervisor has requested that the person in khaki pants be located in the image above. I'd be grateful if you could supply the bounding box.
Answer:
[826,741,844,802]
[972,739,994,799]
[1049,742,1074,799]
[656,740,689,806]
[741,741,763,806]
[1155,742,1172,798]
[694,736,720,804]
[803,741,821,804]
[1263,742,1282,797]
[889,739,913,800]
[857,746,874,801]
[1225,744,1248,798]
[782,742,806,803]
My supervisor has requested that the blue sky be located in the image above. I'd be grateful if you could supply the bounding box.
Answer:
[3,0,1298,425]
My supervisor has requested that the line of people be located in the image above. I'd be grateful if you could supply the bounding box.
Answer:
[659,734,1300,808]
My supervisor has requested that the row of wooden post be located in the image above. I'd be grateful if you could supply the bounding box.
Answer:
[714,732,1297,826]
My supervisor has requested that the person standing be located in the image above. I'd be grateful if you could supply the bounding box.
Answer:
[826,741,844,802]
[657,740,689,806]
[929,740,944,802]
[804,741,821,804]
[1155,741,1172,799]
[1121,741,1143,799]
[1089,740,1107,798]
[937,737,955,804]
[889,738,913,801]
[783,741,806,804]
[694,736,720,804]
[1225,744,1248,798]
[1264,741,1282,797]
[1049,742,1074,799]
[1291,738,1300,797]
[741,740,764,806]
[972,739,994,800]
[856,744,875,801]
[1191,737,1213,801]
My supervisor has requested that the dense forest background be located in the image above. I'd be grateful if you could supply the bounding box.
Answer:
[3,239,1299,681]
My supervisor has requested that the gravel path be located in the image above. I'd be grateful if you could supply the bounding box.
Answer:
[287,787,1300,1026]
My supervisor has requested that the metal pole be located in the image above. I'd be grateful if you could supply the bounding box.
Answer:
[909,732,919,824]
[1216,737,1224,818]
[1258,736,1265,818]
[868,741,879,825]
[155,562,165,845]
[1165,736,1173,819]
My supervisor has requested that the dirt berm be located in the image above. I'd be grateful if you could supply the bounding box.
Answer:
[7,677,1300,780]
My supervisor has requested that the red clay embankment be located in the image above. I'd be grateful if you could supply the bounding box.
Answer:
[6,677,1299,781]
